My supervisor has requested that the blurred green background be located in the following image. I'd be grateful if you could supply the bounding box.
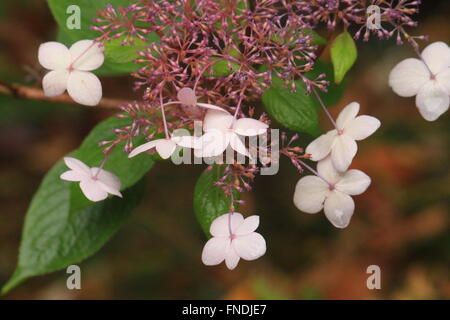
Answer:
[0,0,449,299]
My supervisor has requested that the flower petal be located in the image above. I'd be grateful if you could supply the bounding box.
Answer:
[229,133,251,158]
[177,87,197,106]
[345,115,381,141]
[198,130,230,157]
[421,41,450,75]
[233,118,268,136]
[293,175,329,214]
[336,169,371,195]
[128,140,160,158]
[305,130,337,161]
[235,215,260,236]
[38,42,71,70]
[210,213,244,237]
[331,134,357,172]
[203,109,234,132]
[63,157,90,175]
[79,179,109,202]
[388,58,429,97]
[316,155,341,184]
[196,103,229,113]
[225,248,240,270]
[415,81,449,121]
[155,139,177,159]
[171,135,202,149]
[67,71,102,106]
[233,232,266,261]
[201,237,230,266]
[323,191,355,229]
[436,68,450,94]
[69,40,104,71]
[92,168,122,197]
[42,70,69,97]
[60,170,85,182]
[336,102,360,130]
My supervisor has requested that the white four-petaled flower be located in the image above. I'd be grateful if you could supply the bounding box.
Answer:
[60,157,122,202]
[38,40,104,106]
[177,87,229,112]
[201,213,266,270]
[389,41,450,121]
[305,102,380,172]
[293,156,371,228]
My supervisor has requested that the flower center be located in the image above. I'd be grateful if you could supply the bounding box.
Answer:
[337,129,345,135]
[329,184,335,191]
[230,233,237,240]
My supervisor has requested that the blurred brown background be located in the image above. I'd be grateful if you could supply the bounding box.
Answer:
[0,0,449,299]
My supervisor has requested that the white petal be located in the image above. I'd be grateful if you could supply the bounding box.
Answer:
[336,102,360,130]
[331,134,357,172]
[336,169,371,195]
[233,232,266,261]
[60,170,85,182]
[67,71,102,106]
[233,118,268,136]
[177,87,197,106]
[305,130,337,161]
[63,157,90,174]
[203,109,234,132]
[79,178,109,202]
[196,103,229,113]
[38,42,71,70]
[421,41,450,75]
[198,130,230,157]
[388,58,429,97]
[171,135,202,149]
[229,133,251,158]
[415,81,449,121]
[316,155,341,184]
[201,237,230,266]
[345,115,381,141]
[235,216,260,236]
[128,140,159,158]
[42,70,69,97]
[436,68,450,94]
[293,175,329,214]
[323,191,355,229]
[210,213,244,237]
[225,248,240,270]
[155,139,177,159]
[91,168,122,197]
[69,40,104,71]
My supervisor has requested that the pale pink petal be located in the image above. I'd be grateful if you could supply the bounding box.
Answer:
[421,41,450,75]
[225,248,240,270]
[323,191,355,229]
[198,130,230,157]
[128,140,159,158]
[201,237,230,266]
[196,103,229,113]
[345,115,381,141]
[79,179,109,202]
[177,87,197,106]
[63,157,90,175]
[331,134,357,172]
[42,70,69,97]
[229,133,251,158]
[436,68,450,94]
[69,40,104,71]
[336,102,360,130]
[388,58,429,97]
[210,213,244,237]
[336,169,371,195]
[60,170,86,182]
[235,216,260,236]
[91,168,122,197]
[305,130,337,161]
[203,109,234,132]
[233,118,268,136]
[38,42,71,70]
[233,232,266,261]
[171,135,202,149]
[293,175,329,214]
[415,81,449,121]
[316,155,341,184]
[67,71,102,106]
[155,139,177,159]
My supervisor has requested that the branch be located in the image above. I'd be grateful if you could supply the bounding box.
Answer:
[0,81,126,109]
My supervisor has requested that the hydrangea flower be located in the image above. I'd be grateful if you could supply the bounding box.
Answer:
[201,213,266,270]
[293,156,371,229]
[38,40,104,106]
[128,135,199,160]
[305,102,380,172]
[389,41,450,121]
[60,157,122,202]
[177,87,229,112]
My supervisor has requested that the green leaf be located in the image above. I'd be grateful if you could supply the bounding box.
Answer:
[302,29,327,46]
[261,76,321,137]
[330,30,357,84]
[193,166,237,237]
[2,117,154,294]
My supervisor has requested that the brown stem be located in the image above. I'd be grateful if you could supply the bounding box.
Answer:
[0,80,126,109]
